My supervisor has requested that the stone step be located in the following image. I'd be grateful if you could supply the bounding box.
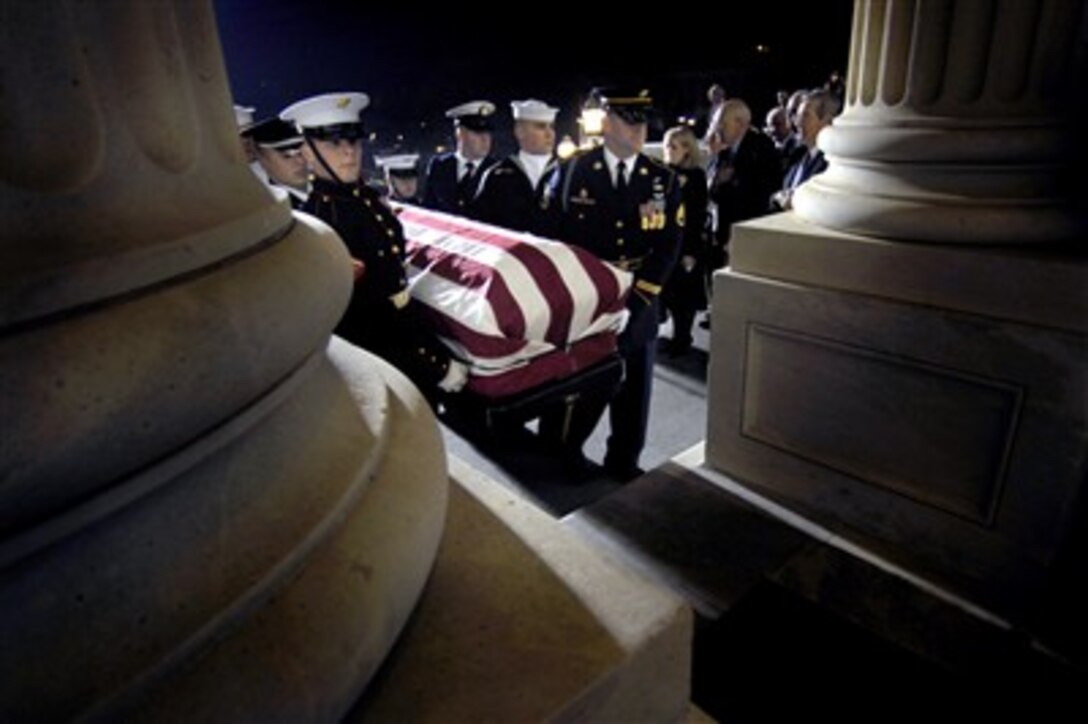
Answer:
[345,455,694,722]
[564,449,1079,720]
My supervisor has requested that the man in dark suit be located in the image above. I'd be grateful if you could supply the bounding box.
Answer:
[281,92,468,400]
[771,89,837,211]
[421,100,498,215]
[470,99,560,235]
[706,98,781,271]
[545,87,683,481]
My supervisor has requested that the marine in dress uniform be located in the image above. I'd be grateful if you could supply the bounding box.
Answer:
[545,87,683,480]
[241,117,310,209]
[376,153,422,204]
[470,99,560,236]
[280,92,468,398]
[421,100,498,215]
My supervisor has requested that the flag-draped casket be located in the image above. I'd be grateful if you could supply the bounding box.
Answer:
[397,205,632,398]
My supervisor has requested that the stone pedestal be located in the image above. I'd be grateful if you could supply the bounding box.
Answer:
[704,0,1087,660]
[705,214,1087,639]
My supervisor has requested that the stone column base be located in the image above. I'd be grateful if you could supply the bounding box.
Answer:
[705,213,1087,635]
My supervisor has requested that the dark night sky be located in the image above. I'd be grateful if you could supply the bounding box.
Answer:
[214,0,854,154]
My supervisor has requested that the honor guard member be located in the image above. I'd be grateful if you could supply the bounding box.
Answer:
[375,153,422,204]
[546,87,683,480]
[470,99,560,235]
[421,100,497,214]
[234,103,257,162]
[280,92,468,398]
[241,117,310,209]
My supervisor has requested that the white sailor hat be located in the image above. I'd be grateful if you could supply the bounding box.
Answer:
[511,99,558,123]
[234,104,256,131]
[376,153,420,176]
[279,92,370,137]
[445,100,496,132]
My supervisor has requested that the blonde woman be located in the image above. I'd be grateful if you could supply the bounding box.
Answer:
[661,126,708,355]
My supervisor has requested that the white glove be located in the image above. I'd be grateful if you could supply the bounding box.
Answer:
[437,359,469,393]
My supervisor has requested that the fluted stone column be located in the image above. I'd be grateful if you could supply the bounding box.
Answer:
[794,0,1084,243]
[704,0,1087,660]
[0,2,447,721]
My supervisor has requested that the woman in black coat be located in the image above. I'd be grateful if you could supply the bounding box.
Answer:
[661,126,709,355]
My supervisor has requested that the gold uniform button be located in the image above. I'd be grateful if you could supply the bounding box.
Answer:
[615,220,624,229]
[353,188,361,197]
[386,229,395,237]
[619,254,627,261]
[378,250,384,257]
[392,245,400,253]
[617,238,625,246]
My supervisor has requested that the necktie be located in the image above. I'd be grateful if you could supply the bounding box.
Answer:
[458,161,477,205]
[616,160,628,198]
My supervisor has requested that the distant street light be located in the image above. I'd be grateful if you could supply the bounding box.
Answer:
[557,135,578,160]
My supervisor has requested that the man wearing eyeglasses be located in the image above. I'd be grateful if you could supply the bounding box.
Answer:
[241,116,310,209]
[280,92,468,399]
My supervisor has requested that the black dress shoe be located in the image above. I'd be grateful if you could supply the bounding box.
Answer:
[603,459,644,483]
[666,339,692,357]
[559,449,603,482]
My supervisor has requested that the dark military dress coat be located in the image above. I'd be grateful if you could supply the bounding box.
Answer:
[550,146,683,340]
[469,155,559,235]
[421,152,497,216]
[304,176,452,390]
[543,146,683,471]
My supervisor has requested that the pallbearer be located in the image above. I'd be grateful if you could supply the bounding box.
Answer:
[471,99,559,235]
[281,92,468,398]
[241,116,310,209]
[376,153,423,204]
[546,87,683,481]
[422,100,498,214]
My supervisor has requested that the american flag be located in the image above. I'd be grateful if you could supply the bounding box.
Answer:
[397,205,632,397]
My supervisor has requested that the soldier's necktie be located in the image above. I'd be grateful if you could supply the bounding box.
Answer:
[458,162,476,204]
[616,160,628,199]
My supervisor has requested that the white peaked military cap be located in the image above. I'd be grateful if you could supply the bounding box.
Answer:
[234,104,256,131]
[445,100,496,119]
[511,99,558,123]
[279,92,370,131]
[376,153,421,174]
[445,100,496,131]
